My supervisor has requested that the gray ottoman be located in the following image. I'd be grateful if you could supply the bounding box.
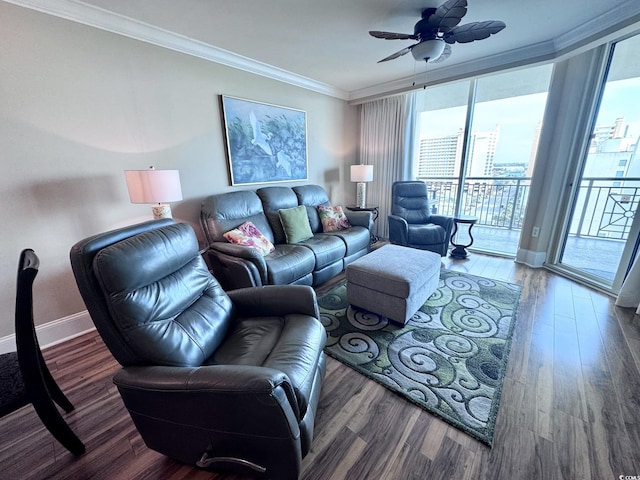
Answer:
[346,244,441,325]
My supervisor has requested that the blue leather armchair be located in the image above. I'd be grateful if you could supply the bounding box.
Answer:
[70,220,326,479]
[388,181,454,256]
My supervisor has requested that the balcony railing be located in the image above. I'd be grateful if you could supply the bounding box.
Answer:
[416,175,640,240]
[570,177,640,240]
[416,176,531,231]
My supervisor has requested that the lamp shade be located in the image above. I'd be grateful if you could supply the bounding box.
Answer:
[350,165,374,183]
[125,169,183,204]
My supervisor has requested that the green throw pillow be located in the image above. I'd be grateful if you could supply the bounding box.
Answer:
[279,205,313,244]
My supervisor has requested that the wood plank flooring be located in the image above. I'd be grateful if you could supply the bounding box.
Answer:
[2,253,640,479]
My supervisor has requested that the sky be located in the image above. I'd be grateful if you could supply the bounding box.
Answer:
[418,77,640,166]
[597,77,640,138]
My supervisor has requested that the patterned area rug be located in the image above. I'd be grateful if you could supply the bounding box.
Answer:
[317,269,521,446]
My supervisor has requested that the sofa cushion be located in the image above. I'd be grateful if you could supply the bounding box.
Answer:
[317,205,352,232]
[208,317,285,367]
[279,205,314,244]
[201,190,275,244]
[257,187,300,244]
[223,221,275,256]
[408,223,446,246]
[208,314,326,418]
[293,185,331,233]
[265,244,316,285]
[325,226,371,256]
[298,234,346,269]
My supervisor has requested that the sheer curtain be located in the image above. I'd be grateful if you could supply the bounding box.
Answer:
[359,92,417,239]
[616,254,640,313]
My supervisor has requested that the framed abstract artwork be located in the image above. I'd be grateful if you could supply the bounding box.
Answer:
[221,95,308,186]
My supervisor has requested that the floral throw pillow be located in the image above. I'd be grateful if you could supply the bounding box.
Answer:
[317,205,352,233]
[223,221,275,256]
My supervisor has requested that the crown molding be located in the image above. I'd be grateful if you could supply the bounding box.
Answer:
[348,40,558,104]
[554,0,640,53]
[3,0,350,100]
[4,0,640,104]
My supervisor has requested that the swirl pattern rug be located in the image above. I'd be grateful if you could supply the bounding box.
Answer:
[318,269,521,446]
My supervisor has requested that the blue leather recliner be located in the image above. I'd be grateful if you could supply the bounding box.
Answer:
[70,219,326,479]
[388,181,454,256]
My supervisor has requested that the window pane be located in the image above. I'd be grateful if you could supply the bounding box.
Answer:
[582,35,640,178]
[415,64,552,256]
[415,80,470,217]
[467,65,552,255]
[561,33,640,282]
[416,80,469,179]
[472,66,552,178]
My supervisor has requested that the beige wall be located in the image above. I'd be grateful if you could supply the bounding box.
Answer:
[0,3,358,339]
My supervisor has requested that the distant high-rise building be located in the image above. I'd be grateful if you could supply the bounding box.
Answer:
[416,126,499,178]
[466,126,499,177]
[416,130,463,177]
[584,117,639,177]
[527,121,542,177]
[591,117,629,153]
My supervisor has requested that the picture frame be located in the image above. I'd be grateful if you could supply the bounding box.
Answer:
[221,95,308,186]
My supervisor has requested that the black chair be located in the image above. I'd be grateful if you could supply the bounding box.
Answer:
[388,181,454,256]
[0,249,85,456]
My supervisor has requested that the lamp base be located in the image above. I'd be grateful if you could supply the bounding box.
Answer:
[151,204,172,220]
[356,182,367,209]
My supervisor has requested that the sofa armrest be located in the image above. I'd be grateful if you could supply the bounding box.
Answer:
[210,241,265,263]
[207,242,268,288]
[344,210,373,230]
[388,215,409,245]
[228,285,320,319]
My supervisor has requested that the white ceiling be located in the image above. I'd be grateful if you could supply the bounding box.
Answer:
[9,0,640,102]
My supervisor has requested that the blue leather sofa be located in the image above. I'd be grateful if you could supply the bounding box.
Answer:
[201,185,372,290]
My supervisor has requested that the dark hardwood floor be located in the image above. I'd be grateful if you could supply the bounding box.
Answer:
[2,253,640,479]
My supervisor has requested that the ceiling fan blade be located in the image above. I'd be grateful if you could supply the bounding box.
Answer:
[430,43,452,63]
[443,20,506,44]
[369,30,418,40]
[377,45,414,63]
[427,0,468,33]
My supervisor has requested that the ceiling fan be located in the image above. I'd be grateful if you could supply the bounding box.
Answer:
[369,0,506,64]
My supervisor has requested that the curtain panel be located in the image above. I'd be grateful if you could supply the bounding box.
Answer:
[616,254,640,313]
[358,93,417,239]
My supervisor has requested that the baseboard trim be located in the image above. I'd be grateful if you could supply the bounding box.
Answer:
[0,310,95,354]
[515,248,546,268]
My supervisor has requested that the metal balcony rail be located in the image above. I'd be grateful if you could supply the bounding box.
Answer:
[570,177,640,240]
[416,176,640,240]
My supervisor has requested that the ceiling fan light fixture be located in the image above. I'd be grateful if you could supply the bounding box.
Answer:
[370,0,505,65]
[411,39,445,62]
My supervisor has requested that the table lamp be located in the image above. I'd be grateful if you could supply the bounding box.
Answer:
[350,164,373,209]
[124,167,183,220]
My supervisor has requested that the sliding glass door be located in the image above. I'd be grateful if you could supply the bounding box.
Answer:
[414,64,552,256]
[557,34,640,290]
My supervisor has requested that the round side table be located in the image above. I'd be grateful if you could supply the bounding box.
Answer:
[450,216,478,259]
